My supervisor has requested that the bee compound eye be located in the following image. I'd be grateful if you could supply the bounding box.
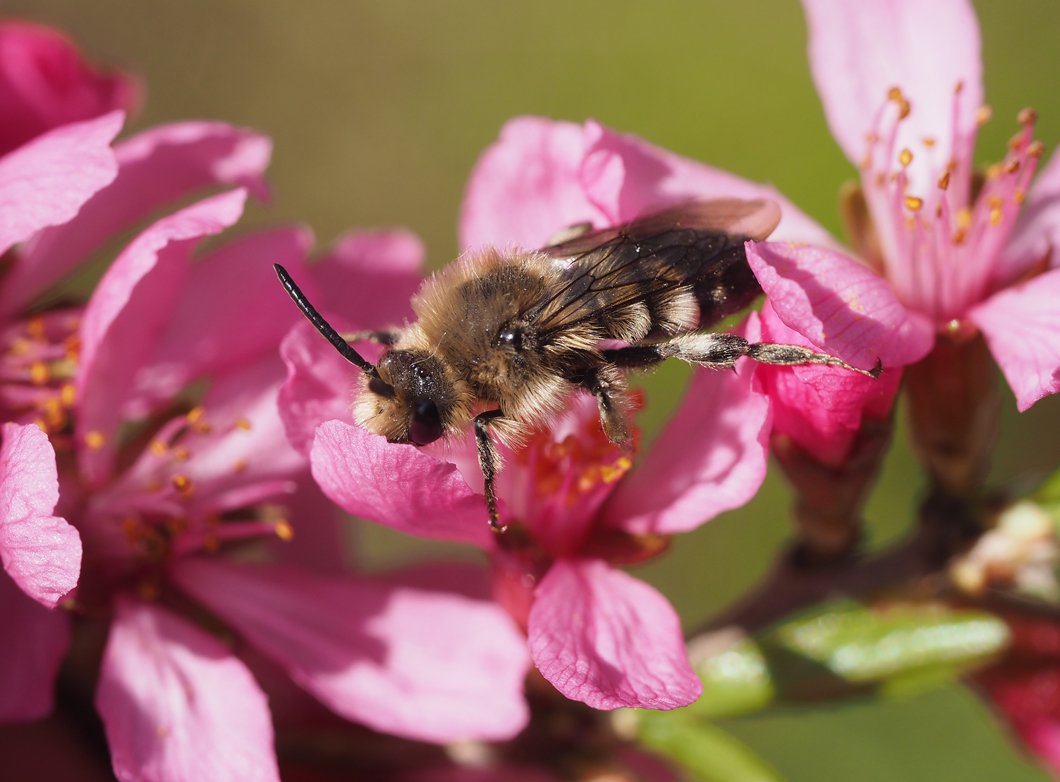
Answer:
[408,400,443,446]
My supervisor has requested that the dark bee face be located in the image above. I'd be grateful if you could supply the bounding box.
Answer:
[358,349,453,446]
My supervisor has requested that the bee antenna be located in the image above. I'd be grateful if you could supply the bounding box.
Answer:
[274,264,384,381]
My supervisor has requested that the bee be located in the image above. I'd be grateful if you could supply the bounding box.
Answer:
[275,199,879,532]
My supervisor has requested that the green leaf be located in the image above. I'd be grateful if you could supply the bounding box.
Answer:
[634,712,782,782]
[688,637,775,718]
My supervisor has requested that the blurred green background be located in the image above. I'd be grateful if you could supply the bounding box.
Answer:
[9,0,1060,779]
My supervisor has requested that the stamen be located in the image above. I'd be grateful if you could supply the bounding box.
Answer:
[29,361,49,385]
[26,316,45,340]
[85,430,106,449]
[937,171,951,190]
[904,195,924,212]
[150,440,168,457]
[173,446,191,462]
[976,105,993,126]
[233,417,252,431]
[172,474,194,496]
[899,148,914,167]
[232,459,248,474]
[60,383,75,407]
[274,519,294,541]
[1018,107,1039,126]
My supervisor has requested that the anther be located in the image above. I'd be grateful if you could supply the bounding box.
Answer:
[976,105,993,126]
[274,519,294,541]
[172,474,193,496]
[937,171,951,190]
[1018,107,1039,126]
[1028,141,1045,158]
[85,430,106,449]
[899,148,913,167]
[233,417,252,431]
[29,361,49,385]
[903,195,924,212]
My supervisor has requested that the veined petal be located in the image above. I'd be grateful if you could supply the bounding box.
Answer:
[0,423,80,607]
[310,420,489,547]
[125,226,313,415]
[803,0,982,193]
[968,267,1060,411]
[528,559,701,710]
[459,116,607,251]
[173,559,529,744]
[96,598,279,782]
[747,240,934,368]
[0,111,121,258]
[1001,150,1060,280]
[313,229,424,327]
[582,121,836,246]
[601,336,770,534]
[4,122,270,315]
[0,572,70,721]
[76,189,247,486]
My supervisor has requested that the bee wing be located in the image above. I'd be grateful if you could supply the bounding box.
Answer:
[530,199,780,340]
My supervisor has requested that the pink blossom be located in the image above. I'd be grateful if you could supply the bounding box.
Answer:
[749,0,1060,412]
[0,21,138,157]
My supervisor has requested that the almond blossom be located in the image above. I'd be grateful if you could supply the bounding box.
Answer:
[749,0,1059,415]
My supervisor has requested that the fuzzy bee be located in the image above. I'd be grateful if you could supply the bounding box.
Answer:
[275,199,879,531]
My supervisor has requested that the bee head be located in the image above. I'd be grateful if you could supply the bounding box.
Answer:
[355,349,461,446]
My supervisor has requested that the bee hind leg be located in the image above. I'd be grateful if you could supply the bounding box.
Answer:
[474,410,507,533]
[577,367,633,448]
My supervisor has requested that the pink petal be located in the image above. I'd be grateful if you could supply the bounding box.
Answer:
[747,240,935,368]
[313,229,425,327]
[459,116,607,250]
[803,0,982,194]
[96,598,279,782]
[602,339,770,534]
[755,302,903,466]
[2,121,270,316]
[967,267,1060,411]
[172,559,529,743]
[0,21,138,157]
[1001,150,1060,280]
[126,226,314,415]
[310,420,490,547]
[582,121,836,246]
[0,571,70,721]
[0,111,121,257]
[278,321,363,456]
[0,422,80,607]
[528,559,701,710]
[76,189,247,485]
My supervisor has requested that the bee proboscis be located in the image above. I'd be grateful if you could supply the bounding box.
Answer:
[276,199,879,531]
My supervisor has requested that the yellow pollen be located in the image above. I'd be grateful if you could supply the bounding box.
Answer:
[63,335,81,359]
[990,207,1003,226]
[172,474,193,496]
[988,195,1004,210]
[33,417,47,432]
[886,86,911,118]
[26,316,46,340]
[1014,189,1026,205]
[1018,107,1038,126]
[85,430,106,449]
[937,171,951,190]
[186,406,205,425]
[899,148,913,166]
[60,383,76,407]
[29,361,49,385]
[944,319,963,335]
[922,136,937,148]
[173,446,191,462]
[233,417,252,431]
[903,195,924,212]
[274,519,294,541]
[232,459,248,474]
[976,105,993,126]
[150,439,168,457]
[40,398,64,429]
[1028,141,1045,159]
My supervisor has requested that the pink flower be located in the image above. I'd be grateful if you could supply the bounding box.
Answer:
[280,118,803,709]
[750,0,1059,412]
[0,21,138,157]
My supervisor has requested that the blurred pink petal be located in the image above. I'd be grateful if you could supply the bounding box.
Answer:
[0,110,121,256]
[173,559,529,743]
[278,321,362,456]
[0,423,80,607]
[127,226,314,414]
[177,559,534,741]
[96,598,279,782]
[76,189,247,485]
[601,348,770,535]
[747,240,934,368]
[1001,151,1060,279]
[528,559,700,710]
[967,268,1060,411]
[583,121,836,246]
[756,303,902,466]
[460,116,607,250]
[310,420,489,546]
[0,571,70,721]
[803,0,982,196]
[3,121,271,315]
[314,229,424,326]
[0,21,137,156]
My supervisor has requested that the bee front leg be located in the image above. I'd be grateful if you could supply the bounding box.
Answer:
[340,329,401,346]
[577,367,632,448]
[474,409,507,533]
